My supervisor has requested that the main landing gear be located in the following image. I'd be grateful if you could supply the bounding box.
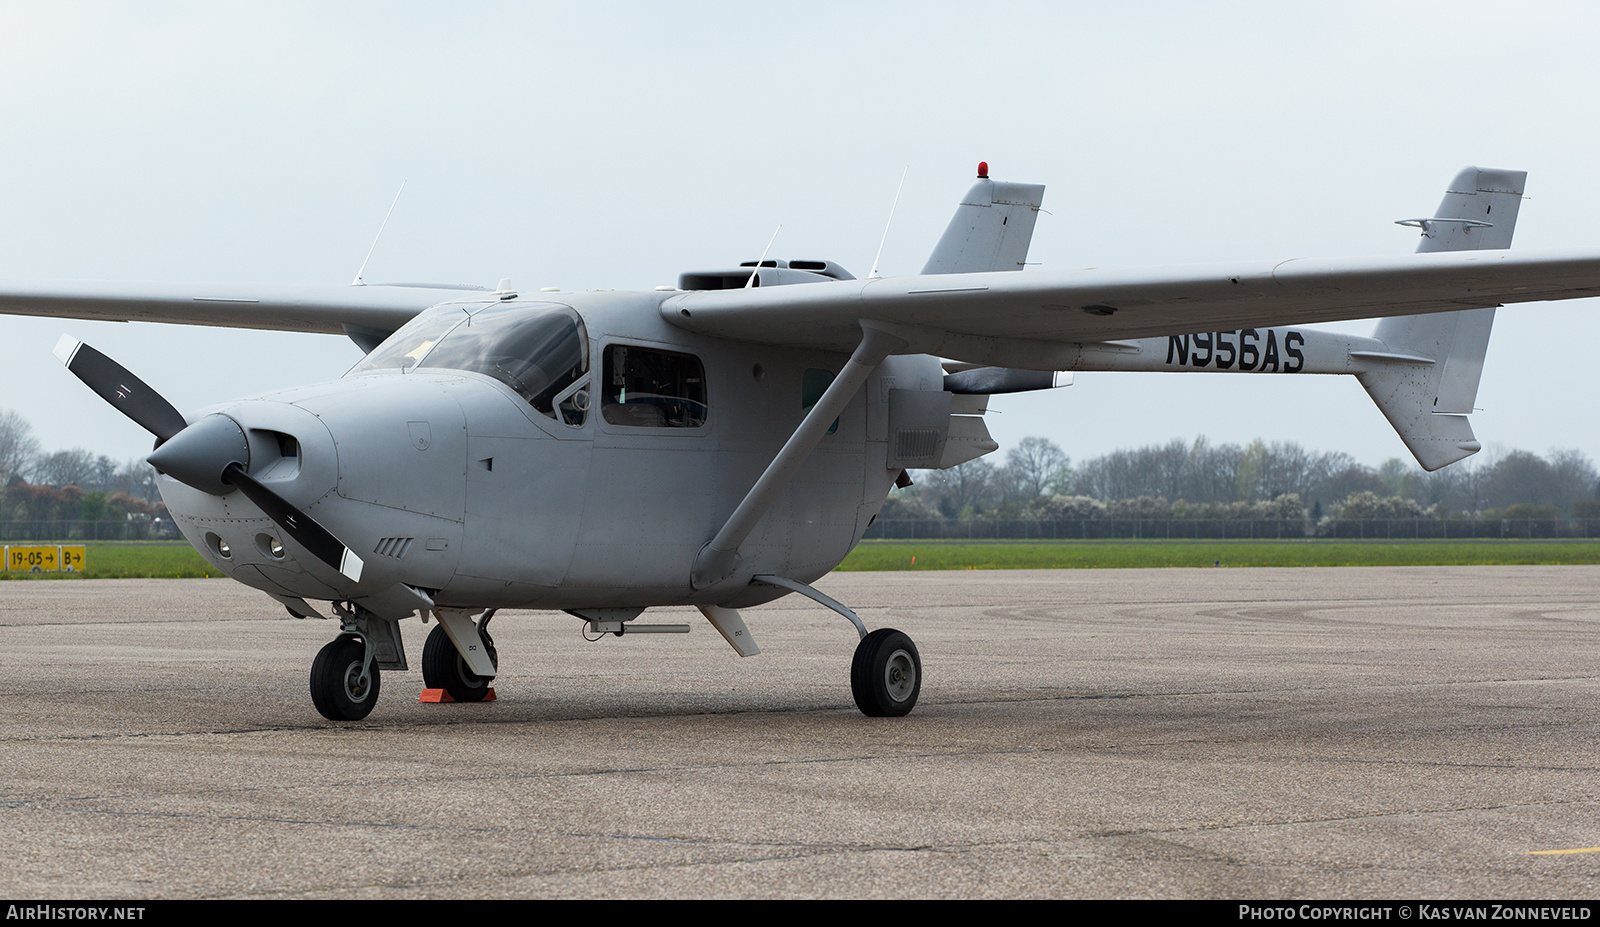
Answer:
[851,628,921,717]
[422,619,498,703]
[752,574,922,717]
[304,587,913,720]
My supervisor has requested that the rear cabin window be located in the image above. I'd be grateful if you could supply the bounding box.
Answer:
[601,345,707,428]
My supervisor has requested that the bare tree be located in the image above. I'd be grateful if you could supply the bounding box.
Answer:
[924,459,997,518]
[0,410,40,483]
[1005,437,1068,500]
[32,448,100,488]
[111,458,161,501]
[1545,449,1599,514]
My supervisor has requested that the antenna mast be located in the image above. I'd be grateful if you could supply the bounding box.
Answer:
[868,167,908,279]
[351,181,407,286]
[745,224,783,288]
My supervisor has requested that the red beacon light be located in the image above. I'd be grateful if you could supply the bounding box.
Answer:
[977,161,989,178]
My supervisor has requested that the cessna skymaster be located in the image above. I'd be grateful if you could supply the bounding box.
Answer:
[0,163,1587,720]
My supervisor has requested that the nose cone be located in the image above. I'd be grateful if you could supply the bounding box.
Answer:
[146,414,249,496]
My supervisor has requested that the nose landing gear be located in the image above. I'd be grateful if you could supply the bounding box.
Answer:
[310,635,381,721]
[308,604,407,721]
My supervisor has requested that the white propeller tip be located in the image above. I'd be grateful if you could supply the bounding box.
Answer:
[340,550,365,583]
[52,335,81,367]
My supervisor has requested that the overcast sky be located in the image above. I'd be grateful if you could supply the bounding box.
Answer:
[2,1,1598,473]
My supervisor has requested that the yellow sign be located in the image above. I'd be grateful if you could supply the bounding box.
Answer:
[60,546,85,572]
[8,546,60,572]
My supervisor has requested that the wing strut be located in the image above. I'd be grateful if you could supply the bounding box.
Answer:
[690,322,908,589]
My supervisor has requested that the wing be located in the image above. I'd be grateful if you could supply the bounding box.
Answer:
[0,280,489,347]
[661,249,1600,369]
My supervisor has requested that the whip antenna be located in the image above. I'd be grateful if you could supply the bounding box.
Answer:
[868,167,908,279]
[745,224,783,288]
[352,181,407,286]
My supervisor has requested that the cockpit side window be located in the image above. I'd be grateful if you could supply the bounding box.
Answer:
[420,304,589,418]
[352,302,591,421]
[601,344,707,428]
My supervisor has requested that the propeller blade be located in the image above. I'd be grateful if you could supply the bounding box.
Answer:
[223,463,365,582]
[53,336,188,443]
[53,337,364,584]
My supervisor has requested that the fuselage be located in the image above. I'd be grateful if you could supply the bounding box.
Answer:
[160,290,946,613]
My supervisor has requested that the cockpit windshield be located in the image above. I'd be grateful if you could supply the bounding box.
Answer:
[349,303,474,375]
[350,301,589,420]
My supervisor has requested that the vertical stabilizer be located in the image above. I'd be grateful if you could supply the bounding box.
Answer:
[1408,166,1526,253]
[922,167,1046,275]
[1360,167,1526,470]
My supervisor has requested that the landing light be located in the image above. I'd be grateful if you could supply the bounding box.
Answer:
[257,534,285,560]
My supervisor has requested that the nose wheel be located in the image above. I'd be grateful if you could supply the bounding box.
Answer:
[851,628,921,717]
[310,636,381,721]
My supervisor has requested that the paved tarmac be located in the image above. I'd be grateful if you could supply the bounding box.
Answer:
[1,567,1598,899]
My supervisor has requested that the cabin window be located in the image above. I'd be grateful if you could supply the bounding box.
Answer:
[802,368,839,435]
[601,344,707,428]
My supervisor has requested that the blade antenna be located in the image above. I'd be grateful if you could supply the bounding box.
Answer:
[868,167,908,279]
[745,224,782,289]
[351,181,407,286]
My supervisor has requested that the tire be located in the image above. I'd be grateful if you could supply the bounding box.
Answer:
[422,622,498,703]
[851,628,921,717]
[310,636,380,721]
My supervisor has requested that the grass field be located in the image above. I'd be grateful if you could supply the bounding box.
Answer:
[1,538,1599,580]
[0,541,214,579]
[838,539,1600,570]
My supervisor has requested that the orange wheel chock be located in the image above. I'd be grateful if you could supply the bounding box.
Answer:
[419,688,496,703]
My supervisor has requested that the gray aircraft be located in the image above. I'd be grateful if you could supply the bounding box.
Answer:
[0,164,1589,720]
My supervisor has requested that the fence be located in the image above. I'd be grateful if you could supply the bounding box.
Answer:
[7,518,1597,543]
[863,518,1600,540]
[0,520,181,541]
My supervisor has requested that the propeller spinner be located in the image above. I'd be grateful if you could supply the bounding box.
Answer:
[54,336,364,582]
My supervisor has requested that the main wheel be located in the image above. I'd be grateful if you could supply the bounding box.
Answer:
[310,636,381,721]
[851,628,921,717]
[422,622,498,703]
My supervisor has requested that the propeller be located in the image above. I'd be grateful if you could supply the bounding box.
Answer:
[53,336,188,443]
[55,336,365,582]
